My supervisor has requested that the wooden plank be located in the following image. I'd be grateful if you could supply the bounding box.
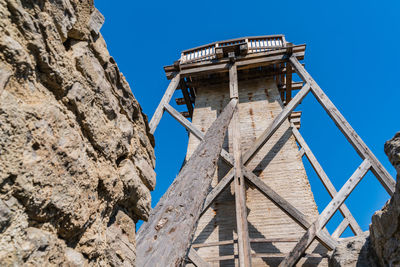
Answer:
[181,81,194,117]
[229,63,239,98]
[204,253,327,262]
[229,64,252,267]
[290,124,363,236]
[149,73,180,134]
[332,218,350,239]
[188,248,210,267]
[192,237,300,248]
[299,147,305,157]
[242,167,337,250]
[164,102,203,140]
[242,83,311,165]
[289,55,396,196]
[136,99,237,267]
[200,169,235,216]
[279,159,371,267]
[279,81,303,91]
[285,63,293,103]
[163,103,234,166]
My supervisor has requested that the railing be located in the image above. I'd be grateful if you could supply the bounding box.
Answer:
[180,35,286,64]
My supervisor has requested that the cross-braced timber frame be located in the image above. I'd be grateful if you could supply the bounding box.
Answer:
[144,38,396,267]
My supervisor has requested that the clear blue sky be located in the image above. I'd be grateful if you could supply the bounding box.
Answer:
[95,0,400,236]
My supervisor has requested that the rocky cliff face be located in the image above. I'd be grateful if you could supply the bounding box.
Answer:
[370,132,400,266]
[0,0,155,265]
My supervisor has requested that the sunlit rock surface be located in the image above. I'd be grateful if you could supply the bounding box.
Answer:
[0,0,155,265]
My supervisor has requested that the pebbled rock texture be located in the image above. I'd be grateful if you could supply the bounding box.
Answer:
[0,0,155,265]
[370,132,400,267]
[329,232,378,267]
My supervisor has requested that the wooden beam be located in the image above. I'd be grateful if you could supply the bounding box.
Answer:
[191,237,300,248]
[164,102,203,140]
[149,73,180,134]
[279,81,303,92]
[279,159,371,267]
[285,63,293,103]
[242,167,337,250]
[332,218,350,239]
[181,81,194,118]
[290,124,363,236]
[299,147,305,157]
[242,83,311,165]
[188,248,210,267]
[137,99,237,267]
[289,56,396,196]
[229,63,252,267]
[204,253,327,262]
[201,169,235,216]
[229,63,239,98]
[163,102,236,217]
[163,102,234,166]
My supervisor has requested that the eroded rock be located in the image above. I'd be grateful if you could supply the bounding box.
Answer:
[369,132,400,267]
[0,0,155,265]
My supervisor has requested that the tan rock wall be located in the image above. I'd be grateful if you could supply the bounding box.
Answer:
[0,0,155,265]
[187,78,327,266]
[369,132,400,266]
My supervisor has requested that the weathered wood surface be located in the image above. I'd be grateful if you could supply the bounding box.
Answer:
[242,167,337,250]
[285,63,292,103]
[242,83,311,164]
[164,102,234,166]
[200,169,234,216]
[136,99,237,267]
[191,237,301,248]
[289,55,396,196]
[332,218,349,239]
[279,159,371,267]
[229,62,252,267]
[229,63,239,98]
[181,81,194,117]
[187,78,326,266]
[188,248,210,267]
[290,124,363,236]
[149,73,180,134]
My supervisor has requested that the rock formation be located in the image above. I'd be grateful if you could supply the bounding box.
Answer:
[0,0,155,265]
[370,132,400,266]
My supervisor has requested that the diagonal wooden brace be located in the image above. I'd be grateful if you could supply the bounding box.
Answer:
[242,166,338,251]
[149,73,181,134]
[188,247,210,267]
[289,55,395,195]
[279,159,371,267]
[242,83,311,165]
[137,99,237,267]
[290,123,363,236]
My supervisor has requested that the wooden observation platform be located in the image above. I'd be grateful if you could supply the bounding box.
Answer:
[137,35,395,267]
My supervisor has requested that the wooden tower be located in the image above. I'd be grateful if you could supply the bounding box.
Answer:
[137,35,395,267]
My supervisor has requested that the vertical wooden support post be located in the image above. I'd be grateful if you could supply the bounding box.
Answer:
[285,63,292,103]
[149,73,181,134]
[229,62,252,267]
[180,79,194,118]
